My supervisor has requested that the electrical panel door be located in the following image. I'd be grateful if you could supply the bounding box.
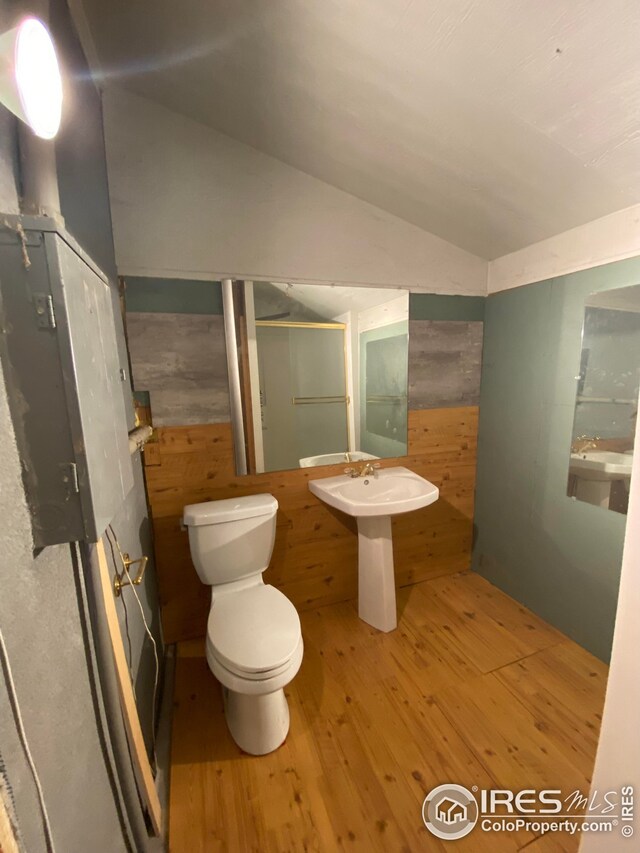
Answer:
[0,215,133,547]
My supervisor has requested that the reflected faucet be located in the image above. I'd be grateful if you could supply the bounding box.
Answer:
[572,436,600,454]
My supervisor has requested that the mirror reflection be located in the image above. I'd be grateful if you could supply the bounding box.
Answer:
[567,284,640,514]
[236,281,409,474]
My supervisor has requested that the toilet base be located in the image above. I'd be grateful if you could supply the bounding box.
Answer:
[223,686,290,755]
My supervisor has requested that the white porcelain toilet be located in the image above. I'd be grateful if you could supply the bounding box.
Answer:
[182,494,303,755]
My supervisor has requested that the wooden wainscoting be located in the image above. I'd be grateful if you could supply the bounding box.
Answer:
[143,406,478,643]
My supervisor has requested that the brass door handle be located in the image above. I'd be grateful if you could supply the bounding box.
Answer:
[113,553,149,597]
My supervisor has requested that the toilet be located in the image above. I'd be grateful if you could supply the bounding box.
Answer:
[182,494,303,755]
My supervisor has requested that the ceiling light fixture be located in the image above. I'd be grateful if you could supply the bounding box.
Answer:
[0,16,62,139]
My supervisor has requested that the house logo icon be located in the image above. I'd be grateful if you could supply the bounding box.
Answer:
[436,797,468,825]
[422,784,479,840]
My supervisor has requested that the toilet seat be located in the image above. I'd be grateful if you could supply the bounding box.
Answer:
[212,641,299,681]
[207,635,304,696]
[209,634,303,680]
[207,583,301,676]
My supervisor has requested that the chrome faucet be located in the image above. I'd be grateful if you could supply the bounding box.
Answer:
[344,462,381,478]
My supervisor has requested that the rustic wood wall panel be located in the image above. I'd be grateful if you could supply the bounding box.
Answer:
[144,406,479,643]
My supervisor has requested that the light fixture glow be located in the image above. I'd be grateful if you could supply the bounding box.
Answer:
[0,17,62,139]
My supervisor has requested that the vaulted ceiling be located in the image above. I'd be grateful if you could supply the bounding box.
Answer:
[78,0,640,259]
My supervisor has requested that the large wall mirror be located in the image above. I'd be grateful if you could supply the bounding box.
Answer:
[229,281,409,474]
[567,283,640,514]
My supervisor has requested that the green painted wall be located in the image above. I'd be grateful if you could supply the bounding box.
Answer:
[473,256,640,662]
[125,282,481,320]
[124,276,223,314]
[409,292,485,321]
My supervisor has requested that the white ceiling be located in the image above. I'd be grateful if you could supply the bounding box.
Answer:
[589,284,640,313]
[268,282,407,319]
[78,0,640,259]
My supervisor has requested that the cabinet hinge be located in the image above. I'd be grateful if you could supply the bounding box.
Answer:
[60,462,79,495]
[33,293,56,329]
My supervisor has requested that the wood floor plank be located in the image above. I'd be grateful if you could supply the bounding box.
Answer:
[518,831,580,852]
[432,671,593,851]
[427,572,565,652]
[303,696,416,850]
[169,574,607,853]
[433,672,594,806]
[409,576,562,673]
[494,642,607,782]
[293,614,497,850]
[357,679,520,852]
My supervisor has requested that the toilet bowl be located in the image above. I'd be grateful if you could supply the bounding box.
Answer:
[182,494,303,755]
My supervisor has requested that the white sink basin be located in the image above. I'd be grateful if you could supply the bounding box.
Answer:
[309,466,439,633]
[569,451,633,482]
[299,451,378,468]
[309,466,439,517]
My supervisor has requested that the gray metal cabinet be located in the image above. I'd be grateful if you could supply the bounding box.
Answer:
[0,215,133,547]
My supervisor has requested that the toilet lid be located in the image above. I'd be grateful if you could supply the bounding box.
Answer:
[207,585,301,674]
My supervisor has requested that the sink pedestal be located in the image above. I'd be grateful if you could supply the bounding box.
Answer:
[357,516,397,632]
[575,478,612,508]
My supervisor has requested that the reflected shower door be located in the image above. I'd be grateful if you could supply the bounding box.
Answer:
[290,326,348,463]
[256,323,348,471]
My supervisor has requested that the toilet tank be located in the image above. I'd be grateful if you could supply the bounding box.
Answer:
[183,495,278,586]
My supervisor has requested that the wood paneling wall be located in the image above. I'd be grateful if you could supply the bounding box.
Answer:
[144,406,478,643]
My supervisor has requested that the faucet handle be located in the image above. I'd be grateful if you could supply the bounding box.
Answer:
[344,467,358,477]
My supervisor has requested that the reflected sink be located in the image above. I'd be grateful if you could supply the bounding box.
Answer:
[309,467,439,633]
[309,466,439,516]
[569,451,633,482]
[299,451,378,468]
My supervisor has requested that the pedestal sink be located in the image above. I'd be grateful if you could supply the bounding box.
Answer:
[569,451,633,507]
[309,467,439,632]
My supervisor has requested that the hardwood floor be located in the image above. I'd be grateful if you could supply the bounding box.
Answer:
[169,572,608,852]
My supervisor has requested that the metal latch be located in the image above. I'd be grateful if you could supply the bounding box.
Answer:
[60,462,79,494]
[33,293,56,329]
